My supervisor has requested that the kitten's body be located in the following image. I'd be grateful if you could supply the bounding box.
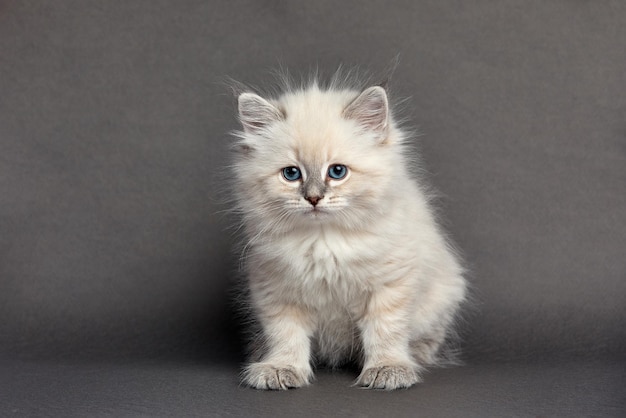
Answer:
[232,78,466,390]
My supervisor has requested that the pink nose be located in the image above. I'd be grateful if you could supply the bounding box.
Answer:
[306,195,323,206]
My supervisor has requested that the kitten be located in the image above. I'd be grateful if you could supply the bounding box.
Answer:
[230,74,467,390]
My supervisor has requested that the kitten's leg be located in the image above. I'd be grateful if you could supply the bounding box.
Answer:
[408,265,465,366]
[410,327,447,365]
[243,304,314,390]
[355,281,421,390]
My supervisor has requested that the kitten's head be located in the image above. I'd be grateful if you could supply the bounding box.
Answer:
[232,83,408,232]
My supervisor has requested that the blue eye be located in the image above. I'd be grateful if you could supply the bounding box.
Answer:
[282,166,302,181]
[328,164,348,180]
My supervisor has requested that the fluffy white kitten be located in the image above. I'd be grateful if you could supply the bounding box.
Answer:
[231,75,466,390]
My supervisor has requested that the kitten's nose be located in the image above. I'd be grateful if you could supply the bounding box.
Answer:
[305,195,323,207]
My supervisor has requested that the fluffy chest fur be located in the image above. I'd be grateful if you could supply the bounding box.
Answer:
[253,227,380,311]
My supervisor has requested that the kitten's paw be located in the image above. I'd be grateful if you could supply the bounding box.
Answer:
[355,365,420,390]
[242,363,312,390]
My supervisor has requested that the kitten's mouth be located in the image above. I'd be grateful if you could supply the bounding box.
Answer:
[309,207,325,217]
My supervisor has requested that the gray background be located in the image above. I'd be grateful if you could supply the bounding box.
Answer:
[1,0,624,416]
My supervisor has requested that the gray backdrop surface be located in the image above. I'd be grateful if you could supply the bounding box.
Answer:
[0,1,624,416]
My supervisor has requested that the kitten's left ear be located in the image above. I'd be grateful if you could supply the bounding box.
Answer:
[343,86,389,141]
[238,92,283,135]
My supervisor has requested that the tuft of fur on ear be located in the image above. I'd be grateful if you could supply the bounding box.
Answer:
[238,93,283,134]
[343,86,389,140]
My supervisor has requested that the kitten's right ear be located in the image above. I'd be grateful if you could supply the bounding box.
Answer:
[238,93,283,134]
[343,86,389,141]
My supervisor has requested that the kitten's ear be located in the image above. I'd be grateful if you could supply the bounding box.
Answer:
[343,86,389,140]
[238,92,283,134]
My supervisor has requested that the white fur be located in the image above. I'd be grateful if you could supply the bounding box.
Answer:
[232,80,466,390]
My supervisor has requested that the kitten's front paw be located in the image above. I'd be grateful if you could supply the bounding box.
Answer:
[243,363,312,390]
[355,365,420,390]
